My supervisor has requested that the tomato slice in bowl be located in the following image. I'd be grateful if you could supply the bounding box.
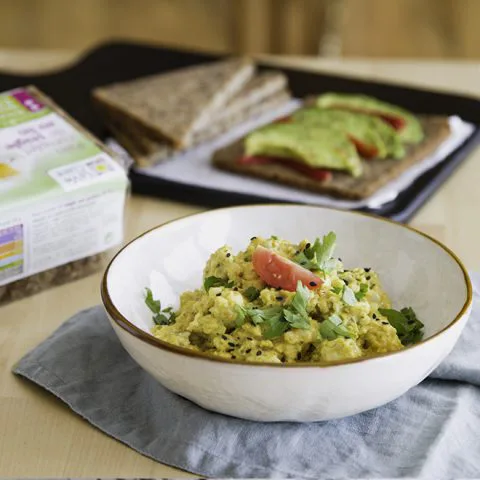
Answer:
[252,246,322,291]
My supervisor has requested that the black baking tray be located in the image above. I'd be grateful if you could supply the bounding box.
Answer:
[0,41,478,222]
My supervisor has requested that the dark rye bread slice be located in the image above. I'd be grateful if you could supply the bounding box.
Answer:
[103,90,292,167]
[96,71,289,155]
[212,116,451,200]
[92,57,254,148]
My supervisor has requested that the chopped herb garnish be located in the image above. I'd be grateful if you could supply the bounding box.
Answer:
[204,276,234,291]
[145,287,161,314]
[271,235,278,240]
[378,307,424,345]
[236,281,312,339]
[355,283,369,301]
[342,285,357,306]
[332,285,343,295]
[294,232,337,272]
[263,315,290,339]
[235,305,246,327]
[144,288,176,326]
[319,314,353,340]
[244,286,260,302]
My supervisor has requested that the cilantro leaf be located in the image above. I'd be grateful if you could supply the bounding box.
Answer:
[284,309,310,329]
[355,283,369,301]
[294,232,337,272]
[145,288,176,326]
[204,276,235,291]
[319,314,353,340]
[332,285,343,295]
[239,305,282,327]
[235,305,246,327]
[342,285,357,306]
[263,316,289,339]
[290,280,311,317]
[145,287,161,314]
[379,307,424,346]
[234,282,314,339]
[153,312,175,326]
[244,286,260,302]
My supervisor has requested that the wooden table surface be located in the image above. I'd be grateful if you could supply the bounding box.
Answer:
[0,49,479,477]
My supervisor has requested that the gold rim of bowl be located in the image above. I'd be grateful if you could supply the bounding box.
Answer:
[101,204,473,368]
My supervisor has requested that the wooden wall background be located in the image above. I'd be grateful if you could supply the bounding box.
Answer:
[0,0,479,58]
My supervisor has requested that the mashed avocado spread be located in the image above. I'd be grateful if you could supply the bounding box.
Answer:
[147,233,424,364]
[315,93,424,144]
[291,108,406,159]
[245,123,363,177]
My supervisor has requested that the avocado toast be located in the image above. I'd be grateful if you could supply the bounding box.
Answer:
[212,93,451,200]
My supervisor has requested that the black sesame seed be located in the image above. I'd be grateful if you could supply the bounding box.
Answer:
[364,267,371,272]
[382,321,389,325]
[276,296,284,301]
[227,348,234,353]
[228,342,235,347]
[305,243,311,249]
[338,258,342,262]
[372,313,377,319]
[366,276,371,280]
[250,236,257,240]
[232,355,236,359]
[222,335,228,340]
[344,280,349,285]
[295,250,300,255]
[226,253,231,257]
[233,287,238,291]
[309,281,317,287]
[216,293,221,296]
[256,350,262,356]
[246,348,252,354]
[247,337,253,340]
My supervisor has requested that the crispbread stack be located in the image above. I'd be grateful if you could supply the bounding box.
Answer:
[93,58,292,167]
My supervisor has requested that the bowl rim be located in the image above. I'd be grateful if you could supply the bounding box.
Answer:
[101,203,472,368]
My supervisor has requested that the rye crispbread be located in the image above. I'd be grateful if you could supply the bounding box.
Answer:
[92,57,254,148]
[102,89,292,167]
[212,116,451,200]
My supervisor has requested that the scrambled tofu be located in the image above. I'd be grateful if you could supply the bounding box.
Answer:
[149,234,420,364]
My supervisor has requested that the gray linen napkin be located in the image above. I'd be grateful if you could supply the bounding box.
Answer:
[13,273,480,479]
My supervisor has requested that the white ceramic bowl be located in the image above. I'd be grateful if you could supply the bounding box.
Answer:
[101,204,472,422]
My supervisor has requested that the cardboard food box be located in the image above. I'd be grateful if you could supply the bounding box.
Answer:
[0,86,129,305]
